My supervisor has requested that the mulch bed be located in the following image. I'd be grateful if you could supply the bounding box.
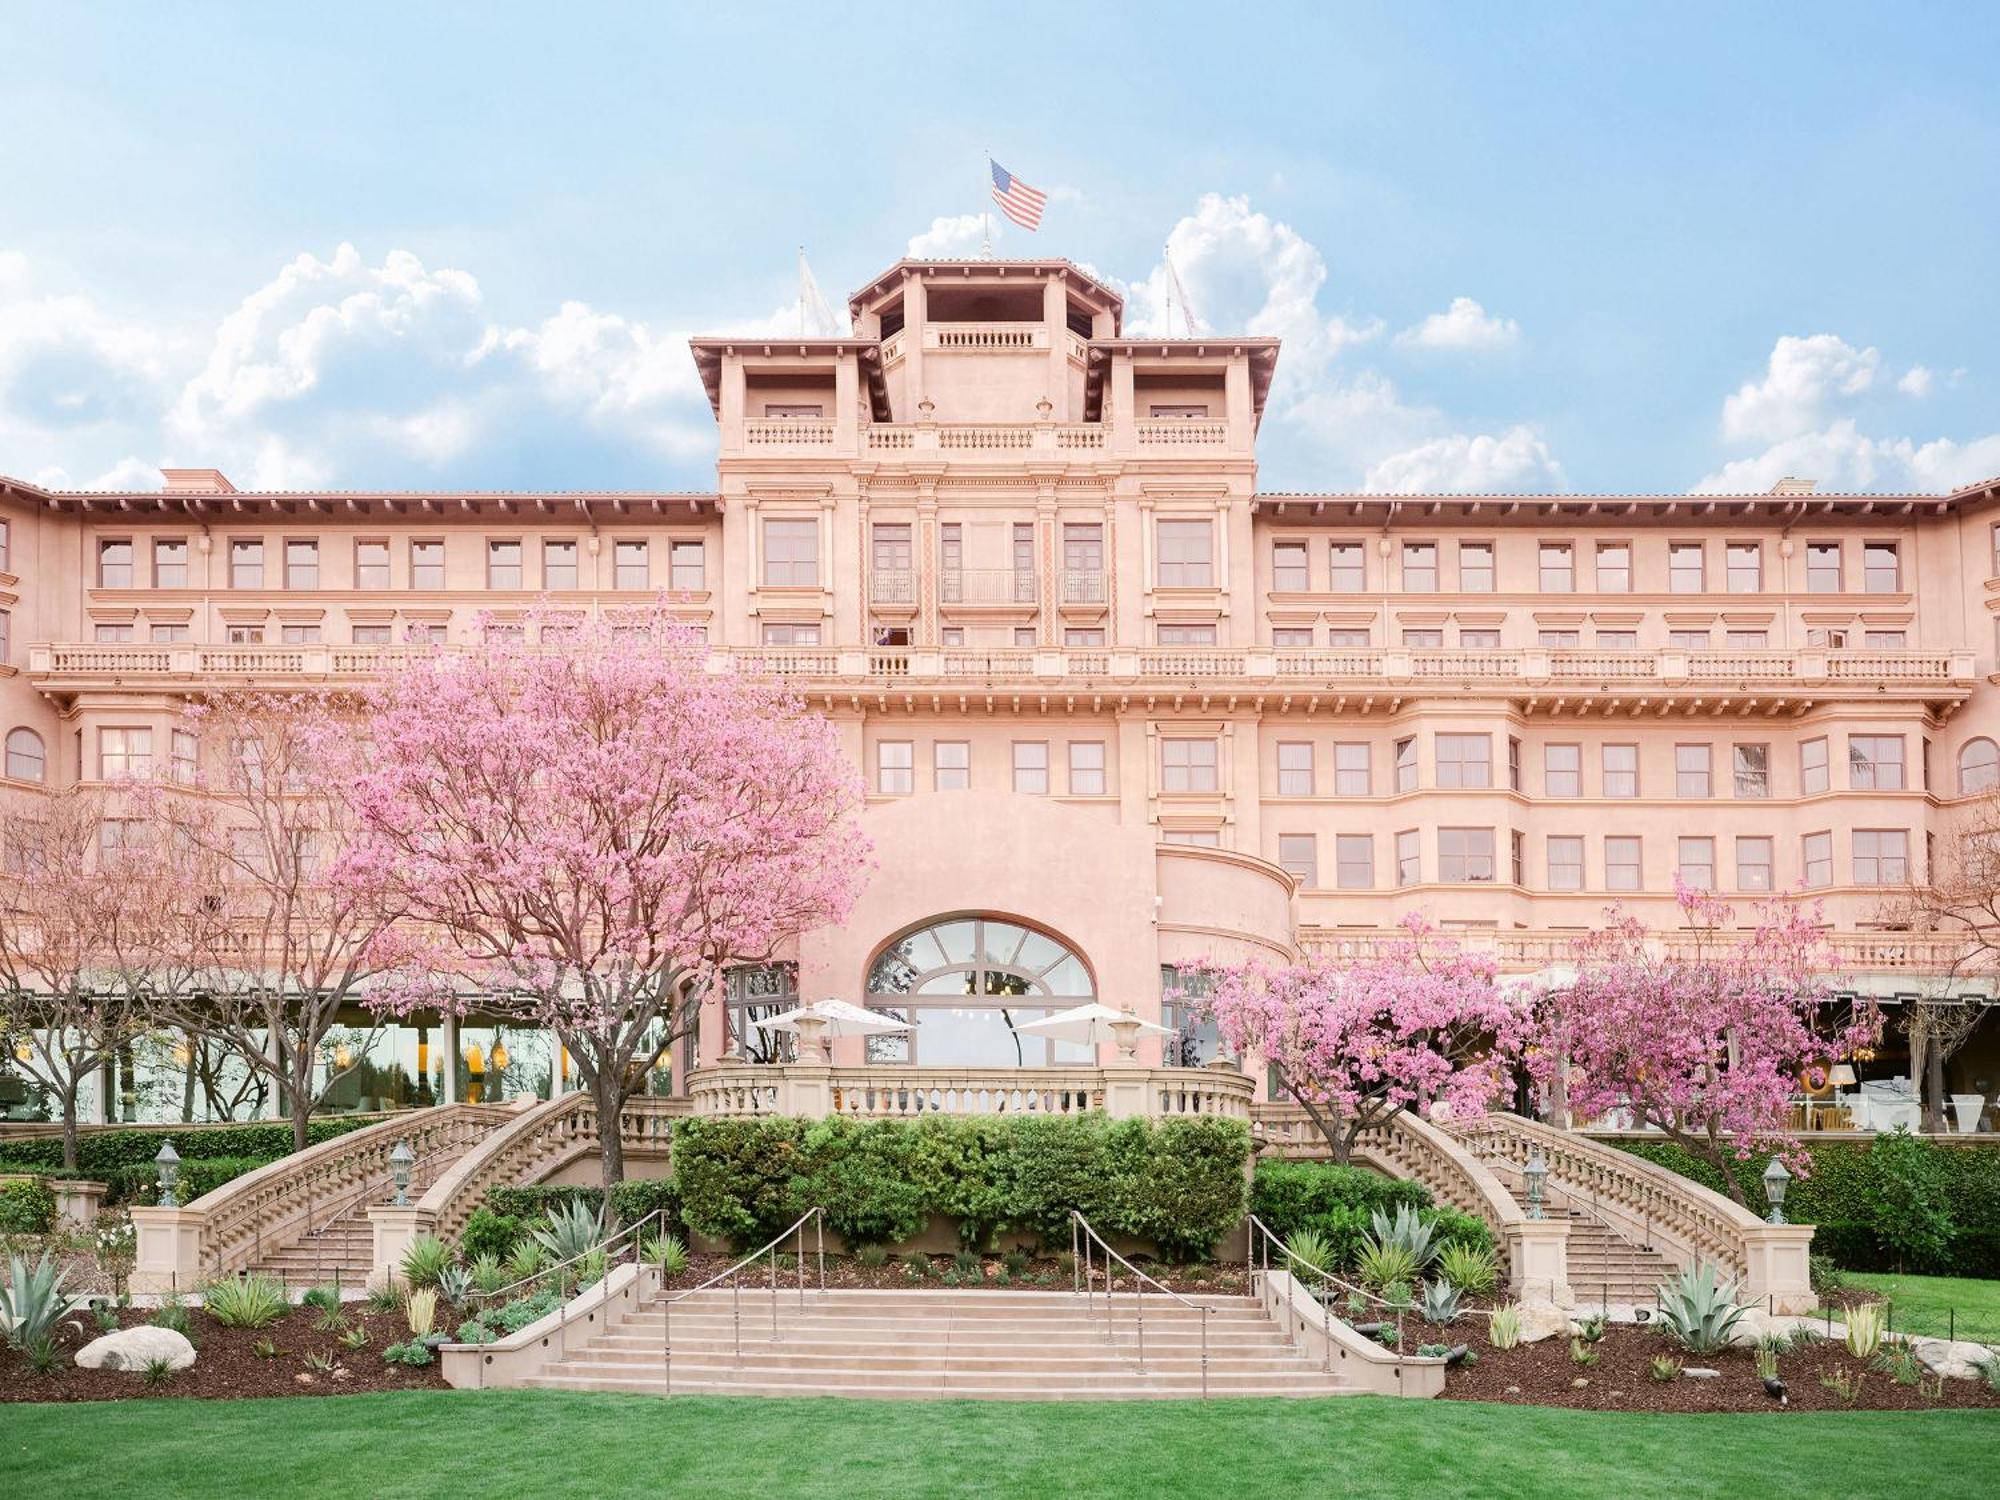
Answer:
[0,1303,452,1404]
[655,1251,1254,1298]
[1442,1321,2000,1413]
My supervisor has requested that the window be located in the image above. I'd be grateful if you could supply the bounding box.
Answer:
[1328,629,1371,647]
[1063,523,1103,579]
[1508,735,1522,792]
[226,624,264,644]
[1605,835,1642,891]
[1401,542,1438,592]
[0,612,8,664]
[1853,829,1909,884]
[1436,734,1491,788]
[1864,630,1905,649]
[1544,743,1581,797]
[0,519,7,571]
[94,624,134,643]
[1669,630,1710,650]
[1459,541,1494,592]
[1157,624,1218,646]
[152,538,188,588]
[1595,542,1631,592]
[760,622,820,646]
[100,726,152,779]
[1336,834,1373,889]
[1785,831,1829,890]
[1277,742,1314,796]
[1668,542,1705,593]
[1807,628,1848,650]
[940,628,965,647]
[1537,630,1580,647]
[1512,829,1526,886]
[933,742,969,790]
[1538,542,1574,592]
[1163,830,1221,848]
[1676,743,1712,798]
[1596,629,1638,649]
[1329,541,1365,591]
[1068,742,1106,796]
[406,621,445,645]
[1548,836,1584,891]
[1733,743,1770,798]
[284,539,318,589]
[1272,542,1308,591]
[1013,627,1038,647]
[872,522,912,584]
[1862,541,1901,593]
[1805,542,1842,592]
[1783,741,1823,802]
[1736,836,1774,891]
[1439,827,1495,882]
[1849,735,1905,791]
[1678,835,1716,889]
[410,540,444,589]
[352,624,391,645]
[352,539,389,589]
[1013,741,1049,794]
[541,539,578,589]
[669,540,705,591]
[1278,834,1318,887]
[170,729,198,785]
[5,728,45,782]
[1161,738,1219,793]
[1726,630,1769,649]
[1273,628,1314,648]
[1333,742,1370,796]
[487,539,523,589]
[1394,737,1417,793]
[876,741,913,795]
[1156,519,1214,587]
[764,402,822,419]
[222,537,264,589]
[1395,829,1421,885]
[280,624,321,644]
[1725,542,1762,592]
[1460,629,1501,649]
[1065,628,1105,647]
[97,538,134,588]
[614,539,649,590]
[1013,522,1037,596]
[1960,738,2000,795]
[762,519,819,586]
[1402,629,1443,648]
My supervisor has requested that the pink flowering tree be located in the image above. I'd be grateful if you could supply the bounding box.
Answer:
[1532,882,1881,1203]
[1199,916,1532,1164]
[334,607,868,1195]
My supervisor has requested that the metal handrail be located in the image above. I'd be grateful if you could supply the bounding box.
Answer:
[656,1206,826,1395]
[241,1134,466,1289]
[1068,1209,1214,1396]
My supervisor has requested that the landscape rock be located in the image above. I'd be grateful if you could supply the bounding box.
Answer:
[1683,1367,1720,1379]
[1912,1337,1993,1381]
[1515,1301,1577,1344]
[74,1326,196,1373]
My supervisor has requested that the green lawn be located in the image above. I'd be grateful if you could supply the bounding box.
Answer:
[1830,1272,2000,1343]
[2,1391,1993,1499]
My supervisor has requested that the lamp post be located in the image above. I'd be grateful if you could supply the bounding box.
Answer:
[389,1139,415,1207]
[155,1140,181,1208]
[1762,1158,1791,1225]
[1522,1150,1548,1221]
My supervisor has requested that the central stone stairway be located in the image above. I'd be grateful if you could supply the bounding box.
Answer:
[521,1287,1356,1399]
[1488,1164,1674,1303]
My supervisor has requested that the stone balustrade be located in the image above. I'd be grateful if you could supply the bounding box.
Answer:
[1294,925,1986,976]
[686,1063,1255,1123]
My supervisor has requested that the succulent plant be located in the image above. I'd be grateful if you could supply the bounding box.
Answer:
[1653,1260,1749,1354]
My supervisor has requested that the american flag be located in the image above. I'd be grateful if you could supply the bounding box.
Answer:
[989,159,1048,231]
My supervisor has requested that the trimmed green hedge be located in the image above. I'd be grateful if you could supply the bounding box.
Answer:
[1608,1133,2000,1277]
[0,1116,376,1174]
[0,1152,283,1207]
[1247,1159,1494,1271]
[672,1114,1251,1258]
[0,1177,57,1234]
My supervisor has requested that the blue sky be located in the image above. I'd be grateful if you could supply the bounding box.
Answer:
[3,1,1997,494]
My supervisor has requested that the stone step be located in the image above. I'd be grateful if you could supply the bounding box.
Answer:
[606,1324,1295,1350]
[585,1333,1315,1365]
[519,1372,1351,1400]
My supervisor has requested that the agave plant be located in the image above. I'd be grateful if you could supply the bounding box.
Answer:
[1,1252,87,1350]
[399,1234,456,1292]
[1434,1241,1498,1297]
[1419,1277,1462,1326]
[1654,1261,1749,1354]
[531,1202,602,1265]
[642,1233,690,1276]
[504,1239,549,1284]
[1487,1301,1522,1351]
[201,1274,291,1330]
[435,1263,474,1306]
[1355,1239,1419,1290]
[1844,1301,1887,1359]
[1368,1205,1441,1269]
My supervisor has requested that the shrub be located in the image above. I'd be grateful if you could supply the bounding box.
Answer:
[108,1155,278,1208]
[1,1251,86,1349]
[1434,1241,1499,1296]
[1655,1261,1748,1354]
[609,1176,683,1234]
[149,1294,192,1337]
[382,1339,433,1367]
[436,1264,473,1306]
[399,1234,456,1292]
[1250,1160,1431,1239]
[504,1240,549,1283]
[489,1288,559,1333]
[1284,1227,1336,1276]
[458,1208,525,1264]
[468,1253,510,1295]
[0,1117,374,1174]
[1356,1239,1419,1289]
[1368,1205,1441,1268]
[299,1285,340,1315]
[201,1274,290,1330]
[0,1178,57,1235]
[854,1243,890,1270]
[141,1355,178,1386]
[453,1318,497,1345]
[484,1185,603,1222]
[641,1233,689,1276]
[531,1202,602,1264]
[1869,1128,1955,1270]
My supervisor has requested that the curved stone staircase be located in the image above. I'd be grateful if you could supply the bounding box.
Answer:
[1484,1161,1673,1305]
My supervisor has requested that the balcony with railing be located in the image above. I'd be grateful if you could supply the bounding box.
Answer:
[941,568,1037,606]
[1294,925,1988,977]
[1060,569,1107,604]
[867,569,917,606]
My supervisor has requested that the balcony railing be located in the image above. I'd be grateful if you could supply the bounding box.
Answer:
[686,1062,1255,1122]
[924,322,1048,352]
[743,418,835,447]
[868,569,916,605]
[863,422,1105,454]
[27,642,1978,695]
[941,568,1037,605]
[1060,569,1107,603]
[1295,926,1988,975]
[1135,418,1228,446]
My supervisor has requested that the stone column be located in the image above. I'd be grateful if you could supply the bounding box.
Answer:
[368,1204,441,1293]
[1738,1224,1817,1314]
[50,1179,108,1233]
[130,1206,206,1295]
[1502,1218,1573,1307]
[439,1012,458,1105]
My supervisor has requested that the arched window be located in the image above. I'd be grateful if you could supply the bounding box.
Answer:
[1960,738,2000,796]
[5,728,44,783]
[864,915,1095,1067]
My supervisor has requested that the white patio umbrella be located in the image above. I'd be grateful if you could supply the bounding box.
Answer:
[754,998,912,1060]
[1010,1002,1174,1060]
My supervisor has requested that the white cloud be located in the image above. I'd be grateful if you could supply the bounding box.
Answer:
[1720,333,1879,444]
[1363,426,1563,494]
[1898,365,1934,398]
[907,215,994,258]
[1394,296,1519,352]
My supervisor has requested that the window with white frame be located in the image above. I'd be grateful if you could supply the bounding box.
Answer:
[1336,834,1373,889]
[1864,630,1905,649]
[1668,542,1705,593]
[1959,738,2000,795]
[1439,827,1495,882]
[355,539,391,589]
[487,539,523,589]
[614,539,649,590]
[1068,741,1105,796]
[1276,742,1314,796]
[1544,743,1581,797]
[670,540,705,591]
[98,538,134,588]
[1602,743,1638,797]
[1333,742,1370,796]
[229,538,264,589]
[760,622,820,646]
[1402,629,1443,648]
[1669,629,1709,649]
[100,726,152,779]
[1459,541,1494,592]
[1853,828,1909,884]
[1272,628,1314,648]
[1802,831,1833,888]
[285,538,319,590]
[1401,541,1438,592]
[1801,736,1830,794]
[410,539,444,589]
[1394,737,1418,793]
[875,741,913,795]
[1155,519,1214,587]
[1161,738,1219,793]
[1736,836,1774,891]
[171,729,198,785]
[1329,541,1365,591]
[1013,741,1049,794]
[1678,835,1716,889]
[1395,829,1421,885]
[762,519,819,587]
[1328,628,1371,647]
[1805,542,1842,592]
[1862,541,1901,593]
[1461,628,1501,649]
[153,538,188,588]
[1675,743,1712,798]
[6,728,46,782]
[1726,629,1769,649]
[94,624,133,643]
[1595,542,1631,592]
[1272,541,1308,592]
[1277,834,1317,887]
[1600,629,1640,649]
[1435,733,1491,788]
[1539,542,1574,592]
[1605,835,1642,891]
[1537,630,1580,647]
[1849,735,1905,791]
[1733,743,1769,798]
[1156,623,1217,646]
[1725,542,1762,592]
[280,624,321,644]
[932,741,969,791]
[1548,835,1584,891]
[538,538,577,589]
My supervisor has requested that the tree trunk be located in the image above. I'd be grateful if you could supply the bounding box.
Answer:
[291,1057,312,1155]
[60,1088,80,1172]
[593,1069,628,1216]
[1926,1043,1948,1136]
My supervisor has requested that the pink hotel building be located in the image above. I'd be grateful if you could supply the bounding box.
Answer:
[2,255,1998,1122]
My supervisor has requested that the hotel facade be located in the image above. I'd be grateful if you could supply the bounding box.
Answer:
[3,256,1998,1126]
